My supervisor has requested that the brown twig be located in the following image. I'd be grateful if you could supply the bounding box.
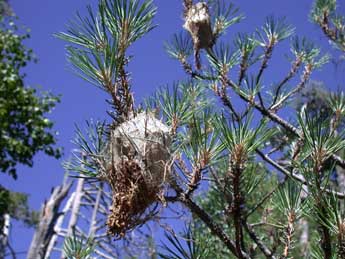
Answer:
[238,54,249,86]
[255,39,276,108]
[186,167,203,196]
[231,164,246,258]
[178,27,345,171]
[314,10,345,52]
[243,221,277,259]
[179,48,345,189]
[167,176,250,258]
[223,76,345,171]
[170,192,251,259]
[214,80,240,121]
[256,149,345,199]
[246,181,285,219]
[270,63,312,111]
[321,225,332,259]
[271,57,302,107]
[281,211,295,259]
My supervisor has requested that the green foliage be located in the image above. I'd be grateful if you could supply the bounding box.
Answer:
[216,114,274,162]
[178,112,223,171]
[207,42,241,74]
[0,185,39,229]
[103,0,157,49]
[60,0,345,258]
[209,0,244,40]
[234,33,260,66]
[272,180,307,222]
[257,16,295,46]
[159,226,212,259]
[297,108,345,164]
[291,37,330,67]
[64,120,108,178]
[328,91,345,116]
[311,0,345,51]
[0,10,59,258]
[57,5,120,89]
[145,81,213,134]
[165,32,193,61]
[56,0,156,90]
[0,16,61,179]
[63,229,95,259]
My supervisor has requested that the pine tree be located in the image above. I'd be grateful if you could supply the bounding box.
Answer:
[56,0,345,258]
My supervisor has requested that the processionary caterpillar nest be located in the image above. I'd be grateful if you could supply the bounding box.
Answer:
[103,112,171,237]
[183,2,214,70]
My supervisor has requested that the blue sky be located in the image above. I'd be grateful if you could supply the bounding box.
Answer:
[3,0,345,257]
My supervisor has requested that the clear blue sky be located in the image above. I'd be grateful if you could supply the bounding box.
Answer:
[3,0,345,257]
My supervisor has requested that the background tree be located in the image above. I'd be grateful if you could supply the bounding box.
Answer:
[53,0,345,258]
[0,1,61,257]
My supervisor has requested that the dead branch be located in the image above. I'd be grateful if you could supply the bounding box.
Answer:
[27,181,72,259]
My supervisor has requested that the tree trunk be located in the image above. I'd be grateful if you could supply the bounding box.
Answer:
[0,214,10,258]
[27,182,72,259]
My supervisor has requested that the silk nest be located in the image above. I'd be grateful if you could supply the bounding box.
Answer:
[102,112,171,237]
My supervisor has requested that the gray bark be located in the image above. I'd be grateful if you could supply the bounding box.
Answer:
[27,182,72,259]
[44,191,75,259]
[67,178,84,236]
[0,214,10,258]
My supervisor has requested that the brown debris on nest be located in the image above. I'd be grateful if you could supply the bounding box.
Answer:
[183,2,214,69]
[103,112,171,237]
[106,159,160,237]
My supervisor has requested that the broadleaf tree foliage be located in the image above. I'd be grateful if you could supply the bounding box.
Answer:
[0,7,61,179]
[0,2,61,257]
[60,0,345,258]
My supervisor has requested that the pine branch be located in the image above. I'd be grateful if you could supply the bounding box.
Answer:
[243,222,277,259]
[256,149,345,199]
[270,63,312,111]
[167,181,250,259]
[177,193,251,259]
[270,58,302,108]
[231,164,246,258]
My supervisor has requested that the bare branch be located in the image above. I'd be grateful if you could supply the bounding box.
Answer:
[271,58,302,107]
[179,194,250,259]
[256,149,345,199]
[243,221,277,259]
[270,64,312,111]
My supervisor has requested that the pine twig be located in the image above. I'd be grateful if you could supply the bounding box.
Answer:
[270,57,302,107]
[243,221,277,259]
[168,182,251,259]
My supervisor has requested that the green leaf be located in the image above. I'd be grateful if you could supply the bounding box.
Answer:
[215,113,274,160]
[0,17,61,178]
[159,225,211,259]
[165,31,193,61]
[272,179,306,220]
[57,0,156,91]
[63,228,95,259]
[207,42,241,75]
[64,120,108,178]
[209,0,244,40]
[257,16,295,46]
[102,0,157,50]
